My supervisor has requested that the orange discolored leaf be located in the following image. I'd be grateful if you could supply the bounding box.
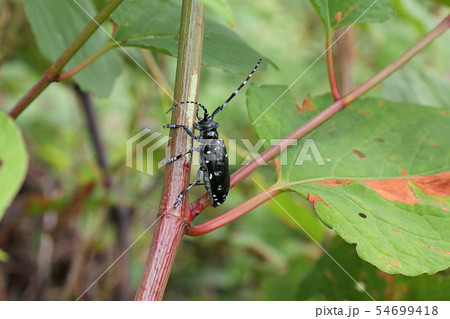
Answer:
[307,193,331,209]
[314,172,450,206]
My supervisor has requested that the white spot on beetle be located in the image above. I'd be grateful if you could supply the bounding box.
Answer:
[205,160,209,163]
[209,173,212,179]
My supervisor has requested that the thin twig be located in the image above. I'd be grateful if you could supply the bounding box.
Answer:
[188,186,283,236]
[326,34,340,101]
[73,84,110,188]
[59,42,116,82]
[8,0,124,118]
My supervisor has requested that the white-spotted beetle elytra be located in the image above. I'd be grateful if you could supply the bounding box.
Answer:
[163,59,262,209]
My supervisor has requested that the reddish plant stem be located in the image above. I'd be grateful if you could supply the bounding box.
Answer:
[188,14,450,230]
[326,34,340,101]
[8,0,124,119]
[134,216,187,300]
[135,0,205,301]
[188,187,283,236]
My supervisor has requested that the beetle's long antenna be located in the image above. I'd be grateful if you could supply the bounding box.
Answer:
[166,101,209,117]
[210,58,262,119]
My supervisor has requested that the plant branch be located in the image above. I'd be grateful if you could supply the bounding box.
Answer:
[189,14,450,221]
[326,34,340,101]
[135,0,205,301]
[188,186,284,236]
[58,42,116,82]
[73,84,110,188]
[8,0,124,119]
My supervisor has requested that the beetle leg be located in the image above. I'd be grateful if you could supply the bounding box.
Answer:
[163,124,198,140]
[162,147,198,165]
[174,168,203,208]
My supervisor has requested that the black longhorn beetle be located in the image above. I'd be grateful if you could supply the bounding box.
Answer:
[163,58,262,209]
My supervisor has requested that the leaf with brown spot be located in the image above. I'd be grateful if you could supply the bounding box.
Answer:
[309,0,393,34]
[248,88,450,275]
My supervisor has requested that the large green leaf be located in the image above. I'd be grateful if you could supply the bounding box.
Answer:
[112,0,264,73]
[24,0,123,97]
[0,112,28,220]
[309,0,393,34]
[247,85,450,276]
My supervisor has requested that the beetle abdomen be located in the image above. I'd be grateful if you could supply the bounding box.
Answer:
[199,139,230,207]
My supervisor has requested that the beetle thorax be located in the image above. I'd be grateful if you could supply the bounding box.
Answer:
[195,119,219,139]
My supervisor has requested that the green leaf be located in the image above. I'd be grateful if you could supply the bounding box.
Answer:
[0,112,28,220]
[0,248,9,262]
[112,0,264,73]
[309,0,394,34]
[199,0,235,27]
[24,0,123,97]
[247,85,450,276]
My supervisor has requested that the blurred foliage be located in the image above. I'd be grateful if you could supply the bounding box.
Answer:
[298,236,450,301]
[0,0,449,301]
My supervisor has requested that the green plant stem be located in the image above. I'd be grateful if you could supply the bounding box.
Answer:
[135,0,205,301]
[188,14,450,232]
[8,0,124,119]
[58,42,116,82]
[326,34,340,101]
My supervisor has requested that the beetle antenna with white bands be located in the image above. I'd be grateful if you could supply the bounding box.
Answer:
[166,101,209,116]
[210,58,262,119]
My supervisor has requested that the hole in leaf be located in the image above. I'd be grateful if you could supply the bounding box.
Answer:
[358,212,367,219]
